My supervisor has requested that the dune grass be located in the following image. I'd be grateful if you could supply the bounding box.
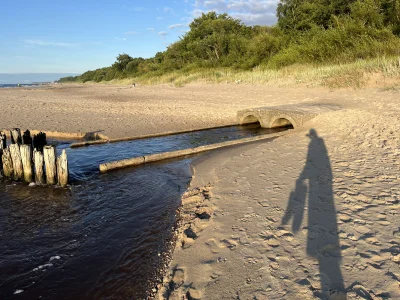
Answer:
[102,56,400,89]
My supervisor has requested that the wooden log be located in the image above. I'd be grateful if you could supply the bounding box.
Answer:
[9,144,23,180]
[2,148,13,178]
[44,145,57,184]
[99,130,289,173]
[57,149,69,187]
[34,149,45,185]
[10,128,22,145]
[20,145,33,182]
[70,123,239,148]
[23,130,33,146]
[33,132,47,152]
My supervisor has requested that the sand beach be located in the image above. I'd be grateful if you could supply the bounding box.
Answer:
[1,83,399,299]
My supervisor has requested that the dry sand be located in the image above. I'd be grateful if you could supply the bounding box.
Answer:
[1,83,399,299]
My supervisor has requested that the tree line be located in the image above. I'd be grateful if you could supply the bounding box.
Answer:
[59,0,400,83]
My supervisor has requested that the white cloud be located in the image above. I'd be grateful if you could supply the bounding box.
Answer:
[191,0,279,26]
[157,17,163,20]
[114,37,127,41]
[147,28,155,31]
[157,31,168,37]
[124,31,137,35]
[24,39,77,47]
[168,23,188,30]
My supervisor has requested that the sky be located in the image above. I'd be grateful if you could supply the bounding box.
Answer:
[0,0,279,74]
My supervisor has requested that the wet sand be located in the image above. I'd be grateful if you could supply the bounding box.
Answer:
[1,83,400,299]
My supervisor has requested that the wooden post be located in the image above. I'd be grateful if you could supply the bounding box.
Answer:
[20,145,33,182]
[10,128,22,145]
[0,132,5,171]
[23,130,33,146]
[34,149,45,185]
[44,145,57,184]
[9,144,23,180]
[0,132,6,150]
[57,149,69,187]
[1,148,13,178]
[33,132,47,152]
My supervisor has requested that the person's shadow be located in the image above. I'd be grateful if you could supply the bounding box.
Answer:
[281,129,346,299]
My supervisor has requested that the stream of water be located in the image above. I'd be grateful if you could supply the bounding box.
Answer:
[0,125,284,299]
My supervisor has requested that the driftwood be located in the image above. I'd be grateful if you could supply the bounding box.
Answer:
[2,148,13,178]
[44,145,57,184]
[57,149,68,187]
[9,144,23,180]
[10,128,22,145]
[33,132,47,152]
[34,149,45,184]
[23,130,33,145]
[99,131,288,173]
[20,145,33,182]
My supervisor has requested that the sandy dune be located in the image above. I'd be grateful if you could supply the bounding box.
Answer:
[1,83,399,299]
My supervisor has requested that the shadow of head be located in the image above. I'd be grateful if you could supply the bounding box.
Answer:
[306,128,318,139]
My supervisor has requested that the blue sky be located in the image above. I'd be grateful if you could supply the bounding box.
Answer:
[0,0,279,74]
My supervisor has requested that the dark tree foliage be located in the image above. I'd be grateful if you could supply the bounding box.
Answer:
[59,7,400,83]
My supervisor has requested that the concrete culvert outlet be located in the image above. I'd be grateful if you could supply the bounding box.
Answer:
[241,115,260,125]
[271,118,294,129]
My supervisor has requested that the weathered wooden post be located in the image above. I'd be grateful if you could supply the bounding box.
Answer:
[2,148,13,178]
[57,149,69,187]
[34,149,45,184]
[10,128,22,145]
[0,131,6,170]
[20,145,33,182]
[23,130,33,146]
[9,144,23,180]
[0,132,6,150]
[44,145,57,184]
[33,132,47,152]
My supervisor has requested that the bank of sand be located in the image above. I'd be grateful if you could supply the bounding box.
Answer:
[1,84,399,299]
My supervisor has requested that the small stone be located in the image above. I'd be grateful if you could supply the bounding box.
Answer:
[269,262,279,270]
[354,226,370,235]
[29,182,36,187]
[339,215,352,222]
[266,237,280,247]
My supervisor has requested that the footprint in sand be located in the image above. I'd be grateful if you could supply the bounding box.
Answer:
[205,238,224,253]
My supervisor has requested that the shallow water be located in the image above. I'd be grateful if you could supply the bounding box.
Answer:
[0,125,283,299]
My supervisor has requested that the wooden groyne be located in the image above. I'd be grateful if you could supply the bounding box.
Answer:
[0,129,69,186]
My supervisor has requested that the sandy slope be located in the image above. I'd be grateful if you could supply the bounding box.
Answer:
[1,83,399,299]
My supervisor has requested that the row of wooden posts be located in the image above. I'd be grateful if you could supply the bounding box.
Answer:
[0,129,69,187]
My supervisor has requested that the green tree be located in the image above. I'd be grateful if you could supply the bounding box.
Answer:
[112,53,134,71]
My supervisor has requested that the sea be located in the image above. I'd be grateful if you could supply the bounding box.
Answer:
[0,73,79,88]
[0,83,43,89]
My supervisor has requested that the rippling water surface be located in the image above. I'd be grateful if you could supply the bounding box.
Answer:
[0,125,282,299]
